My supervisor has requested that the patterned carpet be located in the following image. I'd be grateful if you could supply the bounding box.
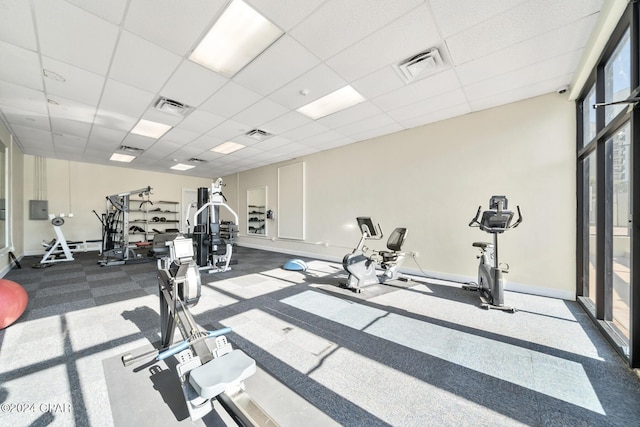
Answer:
[1,246,640,426]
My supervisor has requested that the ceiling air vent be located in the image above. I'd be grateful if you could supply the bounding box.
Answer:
[188,157,206,163]
[395,48,444,83]
[245,129,272,141]
[153,97,193,117]
[118,145,144,154]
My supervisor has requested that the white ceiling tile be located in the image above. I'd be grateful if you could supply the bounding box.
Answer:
[387,88,468,122]
[66,0,128,24]
[232,98,289,128]
[260,111,311,135]
[99,79,156,119]
[312,136,355,150]
[327,4,441,82]
[290,0,423,60]
[335,113,398,137]
[279,122,330,142]
[456,14,599,86]
[300,130,346,147]
[269,64,347,109]
[247,0,325,31]
[42,56,105,106]
[372,70,461,112]
[351,66,405,100]
[446,0,603,65]
[93,109,138,133]
[11,124,53,146]
[0,41,43,91]
[1,105,50,132]
[199,81,262,118]
[398,103,471,129]
[316,101,383,129]
[207,119,251,140]
[139,140,182,159]
[109,31,182,93]
[159,127,200,145]
[252,136,293,151]
[429,0,527,38]
[0,0,37,50]
[0,81,47,115]
[161,61,228,108]
[51,117,92,139]
[234,36,320,96]
[464,50,583,101]
[186,134,224,151]
[120,133,159,150]
[348,123,404,142]
[176,109,225,135]
[88,126,125,149]
[141,109,183,127]
[124,0,227,55]
[46,95,96,124]
[34,0,119,75]
[469,74,572,112]
[53,133,86,151]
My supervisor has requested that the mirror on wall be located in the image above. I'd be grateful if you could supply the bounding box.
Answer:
[247,187,267,236]
[0,139,6,250]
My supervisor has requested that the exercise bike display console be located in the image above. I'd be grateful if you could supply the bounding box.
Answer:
[341,217,408,293]
[465,196,523,312]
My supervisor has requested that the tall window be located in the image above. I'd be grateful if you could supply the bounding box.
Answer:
[577,3,638,367]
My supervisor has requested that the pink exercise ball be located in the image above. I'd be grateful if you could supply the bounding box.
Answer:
[0,279,28,329]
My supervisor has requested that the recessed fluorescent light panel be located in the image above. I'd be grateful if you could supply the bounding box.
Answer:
[170,163,195,171]
[131,119,172,139]
[297,85,366,120]
[110,153,136,163]
[211,141,245,154]
[188,0,283,77]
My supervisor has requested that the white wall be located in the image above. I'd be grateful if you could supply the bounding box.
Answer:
[22,157,213,255]
[231,93,576,299]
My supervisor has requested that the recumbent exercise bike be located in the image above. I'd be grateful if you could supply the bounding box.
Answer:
[464,196,522,312]
[342,217,408,293]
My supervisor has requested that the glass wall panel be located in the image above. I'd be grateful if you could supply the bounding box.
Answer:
[609,123,631,339]
[584,152,597,303]
[582,86,596,145]
[604,29,630,125]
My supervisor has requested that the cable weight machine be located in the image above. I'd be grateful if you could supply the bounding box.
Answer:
[192,178,239,273]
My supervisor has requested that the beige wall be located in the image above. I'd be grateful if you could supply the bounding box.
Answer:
[231,93,576,299]
[22,157,213,255]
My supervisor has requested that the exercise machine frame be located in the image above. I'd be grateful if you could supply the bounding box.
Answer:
[121,235,277,425]
[341,217,408,293]
[192,178,239,274]
[464,195,522,312]
[98,186,152,266]
[37,214,101,267]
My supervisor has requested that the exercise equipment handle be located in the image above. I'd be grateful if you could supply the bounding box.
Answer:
[511,206,523,229]
[157,327,232,361]
[468,206,482,227]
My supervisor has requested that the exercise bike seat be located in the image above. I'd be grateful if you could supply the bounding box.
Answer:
[189,349,256,399]
[472,242,493,249]
[378,227,408,262]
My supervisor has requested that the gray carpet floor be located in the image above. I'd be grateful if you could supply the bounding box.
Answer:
[1,247,639,426]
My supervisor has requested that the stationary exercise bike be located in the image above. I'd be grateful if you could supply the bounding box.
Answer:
[342,217,408,293]
[464,196,522,312]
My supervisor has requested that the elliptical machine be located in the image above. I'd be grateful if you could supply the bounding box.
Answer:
[464,196,523,312]
[341,217,408,293]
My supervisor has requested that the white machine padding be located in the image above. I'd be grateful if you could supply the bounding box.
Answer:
[189,349,256,399]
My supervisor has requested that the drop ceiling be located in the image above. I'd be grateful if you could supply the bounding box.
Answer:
[0,0,604,178]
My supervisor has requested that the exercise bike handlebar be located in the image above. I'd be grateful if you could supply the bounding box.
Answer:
[468,205,523,233]
[157,327,232,361]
